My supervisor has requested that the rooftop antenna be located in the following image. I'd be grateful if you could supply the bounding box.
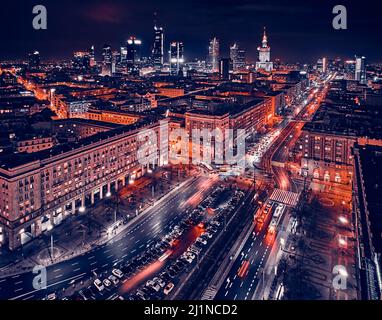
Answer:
[154,12,157,28]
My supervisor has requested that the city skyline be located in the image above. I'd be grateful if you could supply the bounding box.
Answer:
[2,0,382,63]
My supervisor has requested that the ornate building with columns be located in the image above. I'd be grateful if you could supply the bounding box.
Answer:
[0,118,169,250]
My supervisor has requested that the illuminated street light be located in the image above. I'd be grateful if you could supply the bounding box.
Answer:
[339,216,348,224]
[79,206,85,213]
[106,192,111,198]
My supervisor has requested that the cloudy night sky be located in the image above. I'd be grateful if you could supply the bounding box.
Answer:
[1,0,381,63]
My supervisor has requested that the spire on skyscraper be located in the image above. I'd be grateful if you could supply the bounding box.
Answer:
[262,26,268,48]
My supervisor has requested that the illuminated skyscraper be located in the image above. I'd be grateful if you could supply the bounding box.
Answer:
[256,27,273,72]
[127,36,142,65]
[344,59,356,80]
[101,44,112,76]
[230,43,246,72]
[89,45,96,67]
[208,37,220,73]
[317,57,328,74]
[72,51,90,71]
[152,25,164,67]
[169,41,184,75]
[355,55,367,84]
[28,51,41,69]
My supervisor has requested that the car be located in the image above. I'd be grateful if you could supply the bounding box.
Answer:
[46,293,57,300]
[153,277,166,288]
[136,290,148,300]
[94,279,105,292]
[196,237,207,245]
[203,232,213,239]
[146,282,161,292]
[108,275,119,285]
[188,245,201,255]
[211,221,221,227]
[168,270,177,279]
[207,226,217,233]
[112,268,124,279]
[164,283,175,295]
[183,256,194,264]
[103,279,112,288]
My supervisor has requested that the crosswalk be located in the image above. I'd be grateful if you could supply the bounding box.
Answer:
[269,188,300,207]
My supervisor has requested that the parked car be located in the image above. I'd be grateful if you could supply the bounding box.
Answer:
[108,275,119,285]
[103,279,112,288]
[112,269,124,279]
[94,279,104,292]
[164,283,175,295]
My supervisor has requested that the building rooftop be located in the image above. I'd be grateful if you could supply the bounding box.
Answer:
[0,116,165,173]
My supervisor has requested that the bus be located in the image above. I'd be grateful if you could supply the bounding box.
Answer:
[267,204,285,235]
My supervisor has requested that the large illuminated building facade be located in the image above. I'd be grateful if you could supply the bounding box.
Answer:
[208,37,220,73]
[0,119,169,250]
[169,41,184,75]
[152,25,164,68]
[256,28,273,72]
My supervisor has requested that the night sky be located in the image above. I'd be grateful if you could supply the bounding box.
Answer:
[1,0,381,63]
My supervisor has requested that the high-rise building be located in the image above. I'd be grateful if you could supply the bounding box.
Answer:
[230,43,246,72]
[152,25,164,67]
[89,46,96,67]
[72,51,90,71]
[355,55,367,84]
[169,41,184,75]
[28,51,41,69]
[344,59,356,80]
[126,36,142,65]
[323,57,328,73]
[120,46,128,65]
[317,57,328,74]
[208,37,220,73]
[101,44,112,76]
[219,58,231,80]
[256,27,273,72]
[112,50,120,74]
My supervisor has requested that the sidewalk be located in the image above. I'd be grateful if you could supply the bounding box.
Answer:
[0,172,195,278]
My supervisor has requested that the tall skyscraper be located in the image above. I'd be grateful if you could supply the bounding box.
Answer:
[28,51,41,69]
[208,37,220,73]
[355,55,367,84]
[322,57,328,73]
[344,60,356,80]
[230,43,246,72]
[127,36,142,65]
[219,58,231,80]
[120,46,128,65]
[169,41,184,75]
[152,25,164,67]
[256,27,273,72]
[101,44,112,76]
[317,57,328,74]
[89,46,96,67]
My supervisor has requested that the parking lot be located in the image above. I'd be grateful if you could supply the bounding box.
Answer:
[64,183,246,301]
